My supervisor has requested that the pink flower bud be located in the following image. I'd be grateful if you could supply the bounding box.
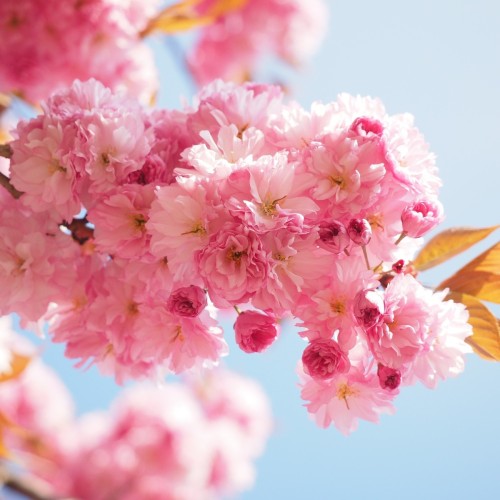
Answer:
[347,218,372,246]
[317,220,349,254]
[392,259,405,274]
[166,286,207,317]
[348,116,384,138]
[302,338,350,380]
[353,289,385,329]
[401,200,443,238]
[377,364,401,390]
[234,311,278,353]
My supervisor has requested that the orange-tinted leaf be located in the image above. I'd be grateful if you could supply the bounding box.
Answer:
[140,0,212,37]
[436,241,500,303]
[0,352,31,384]
[208,0,248,17]
[438,271,500,304]
[0,411,15,458]
[141,0,248,37]
[454,240,500,274]
[447,292,500,361]
[413,225,500,271]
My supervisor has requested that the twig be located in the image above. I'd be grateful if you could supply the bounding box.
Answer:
[0,464,64,500]
[0,144,12,159]
[0,172,22,199]
[61,217,94,245]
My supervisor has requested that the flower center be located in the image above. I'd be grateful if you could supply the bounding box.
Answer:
[330,300,346,315]
[173,325,185,342]
[329,175,346,189]
[131,213,147,230]
[127,301,139,316]
[261,195,286,217]
[181,221,206,236]
[336,383,357,410]
[227,247,246,262]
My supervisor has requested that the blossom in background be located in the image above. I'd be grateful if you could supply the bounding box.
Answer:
[0,0,159,103]
[0,320,272,499]
[188,0,329,85]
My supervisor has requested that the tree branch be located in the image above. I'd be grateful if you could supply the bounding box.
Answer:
[0,464,70,500]
[61,217,94,245]
[0,172,22,199]
[0,144,12,159]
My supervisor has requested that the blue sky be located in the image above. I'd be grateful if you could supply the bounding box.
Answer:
[9,1,500,499]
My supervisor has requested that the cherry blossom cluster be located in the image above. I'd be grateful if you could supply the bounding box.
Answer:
[187,0,328,85]
[1,78,472,432]
[0,319,272,500]
[0,0,159,103]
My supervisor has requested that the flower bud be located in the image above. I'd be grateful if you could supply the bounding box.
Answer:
[392,259,405,274]
[302,338,350,380]
[401,200,443,238]
[353,289,385,329]
[348,116,384,138]
[234,311,278,353]
[347,218,372,246]
[317,220,349,254]
[166,285,207,317]
[377,364,401,390]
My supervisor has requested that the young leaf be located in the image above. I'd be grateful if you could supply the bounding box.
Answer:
[438,271,500,304]
[436,241,500,303]
[413,225,500,271]
[140,0,212,37]
[0,412,14,458]
[447,292,500,361]
[209,0,248,17]
[0,352,31,384]
[140,0,248,37]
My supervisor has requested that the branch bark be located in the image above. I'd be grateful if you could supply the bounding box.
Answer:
[0,464,71,500]
[0,144,12,159]
[0,172,22,199]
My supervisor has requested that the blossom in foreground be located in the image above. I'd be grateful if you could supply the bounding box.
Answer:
[0,78,472,432]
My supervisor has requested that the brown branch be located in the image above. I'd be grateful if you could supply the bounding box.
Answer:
[61,216,94,245]
[0,144,12,159]
[0,172,22,199]
[0,464,71,500]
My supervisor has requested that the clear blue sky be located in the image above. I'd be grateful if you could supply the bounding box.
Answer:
[13,1,500,499]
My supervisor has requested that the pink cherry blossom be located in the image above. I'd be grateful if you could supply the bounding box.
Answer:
[187,0,327,86]
[377,364,402,390]
[302,338,350,380]
[197,222,268,308]
[347,218,373,246]
[88,184,155,260]
[365,275,433,369]
[299,362,396,435]
[317,219,350,254]
[0,0,159,103]
[9,115,81,220]
[234,311,278,353]
[401,199,444,238]
[167,285,208,317]
[353,289,385,329]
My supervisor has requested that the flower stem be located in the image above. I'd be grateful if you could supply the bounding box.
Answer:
[362,245,371,270]
[394,232,406,245]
